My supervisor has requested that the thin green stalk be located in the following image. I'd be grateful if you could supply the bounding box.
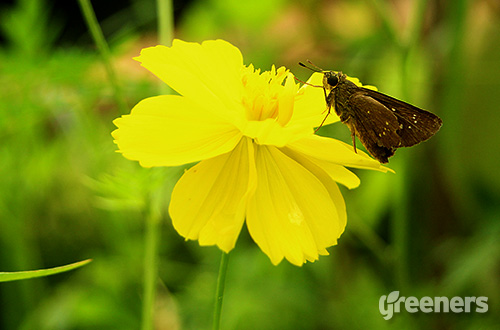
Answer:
[369,0,429,292]
[400,0,429,100]
[77,0,128,114]
[365,0,409,289]
[141,191,162,330]
[140,2,174,329]
[213,252,230,330]
[156,0,174,95]
[366,0,402,48]
[350,219,392,268]
[393,0,429,292]
[439,0,470,219]
[157,0,174,47]
[391,162,410,291]
[406,0,429,50]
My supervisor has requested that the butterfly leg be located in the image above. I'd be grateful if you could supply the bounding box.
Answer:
[314,105,331,133]
[351,131,357,153]
[342,116,357,153]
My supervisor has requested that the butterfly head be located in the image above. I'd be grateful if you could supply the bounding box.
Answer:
[322,71,344,93]
[298,61,345,91]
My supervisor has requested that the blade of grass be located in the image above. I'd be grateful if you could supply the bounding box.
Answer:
[0,259,92,282]
[77,0,128,114]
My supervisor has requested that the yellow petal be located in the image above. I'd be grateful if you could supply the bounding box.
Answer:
[134,39,246,125]
[246,145,345,266]
[288,135,391,172]
[169,138,256,252]
[241,118,310,147]
[345,75,378,91]
[112,95,242,167]
[281,146,361,189]
[276,72,296,126]
[280,146,347,230]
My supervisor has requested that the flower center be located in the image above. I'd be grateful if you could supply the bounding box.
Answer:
[241,65,297,126]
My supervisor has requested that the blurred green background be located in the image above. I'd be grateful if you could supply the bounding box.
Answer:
[1,0,499,329]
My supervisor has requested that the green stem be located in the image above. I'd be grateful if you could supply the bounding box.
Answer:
[400,0,429,100]
[406,0,429,49]
[140,2,174,329]
[213,251,230,330]
[77,0,128,114]
[367,0,401,48]
[351,219,392,268]
[157,0,174,46]
[141,192,162,330]
[369,0,429,292]
[393,0,429,292]
[156,0,174,95]
[391,162,410,291]
[439,0,470,219]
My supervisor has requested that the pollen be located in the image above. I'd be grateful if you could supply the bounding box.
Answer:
[241,65,297,125]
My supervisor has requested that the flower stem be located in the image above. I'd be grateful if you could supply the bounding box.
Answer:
[140,2,174,329]
[157,0,174,46]
[213,251,230,330]
[141,191,162,330]
[366,0,401,47]
[77,0,128,114]
[393,0,429,292]
[156,0,174,95]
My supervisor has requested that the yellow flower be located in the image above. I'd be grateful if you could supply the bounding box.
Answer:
[112,39,389,266]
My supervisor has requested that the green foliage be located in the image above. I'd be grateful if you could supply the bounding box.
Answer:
[1,0,499,329]
[0,0,61,56]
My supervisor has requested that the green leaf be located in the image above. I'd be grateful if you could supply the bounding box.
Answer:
[0,259,92,282]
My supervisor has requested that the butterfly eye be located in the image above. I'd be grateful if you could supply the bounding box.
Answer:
[327,74,339,87]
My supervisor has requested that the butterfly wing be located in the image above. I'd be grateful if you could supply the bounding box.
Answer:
[346,92,402,163]
[361,88,443,147]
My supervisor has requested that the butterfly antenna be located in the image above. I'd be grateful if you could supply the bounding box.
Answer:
[299,61,323,73]
[306,60,325,72]
[293,76,322,88]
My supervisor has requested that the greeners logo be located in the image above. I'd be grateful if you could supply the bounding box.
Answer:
[379,291,488,320]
